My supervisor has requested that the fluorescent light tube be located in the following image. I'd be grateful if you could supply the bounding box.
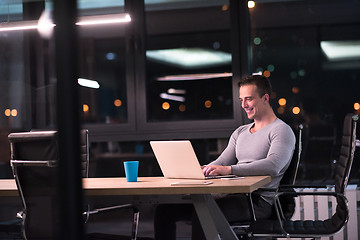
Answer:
[0,20,38,31]
[78,78,100,89]
[321,40,360,61]
[147,48,232,69]
[0,13,131,32]
[160,93,185,102]
[77,13,131,26]
[157,72,232,81]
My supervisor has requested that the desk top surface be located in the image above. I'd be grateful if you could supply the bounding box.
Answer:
[0,176,271,197]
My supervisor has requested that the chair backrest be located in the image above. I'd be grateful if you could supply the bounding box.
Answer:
[329,113,358,233]
[9,130,89,240]
[9,130,89,177]
[280,124,303,186]
[80,129,90,178]
[270,124,302,220]
[335,113,358,194]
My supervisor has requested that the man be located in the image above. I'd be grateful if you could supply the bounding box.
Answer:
[154,75,296,240]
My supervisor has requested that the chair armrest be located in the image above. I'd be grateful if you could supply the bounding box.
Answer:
[289,184,334,189]
[11,160,57,167]
[258,185,297,192]
[83,203,140,240]
[270,190,348,237]
[275,190,346,198]
[84,203,138,215]
[83,203,139,224]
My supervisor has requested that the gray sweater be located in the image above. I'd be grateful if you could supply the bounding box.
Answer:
[209,118,296,204]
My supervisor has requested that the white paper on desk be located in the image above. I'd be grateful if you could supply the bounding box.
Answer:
[170,181,213,186]
[221,177,245,180]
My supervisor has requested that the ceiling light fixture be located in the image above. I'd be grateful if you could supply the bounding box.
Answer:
[76,13,131,26]
[168,88,187,94]
[157,72,232,81]
[0,20,38,32]
[0,12,131,32]
[147,48,232,69]
[321,40,360,61]
[160,93,185,102]
[78,78,100,89]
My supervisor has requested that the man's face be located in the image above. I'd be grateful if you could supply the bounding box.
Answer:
[239,84,267,120]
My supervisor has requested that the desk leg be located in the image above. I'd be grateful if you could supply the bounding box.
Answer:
[191,194,238,240]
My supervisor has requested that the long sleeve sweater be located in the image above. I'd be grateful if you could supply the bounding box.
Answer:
[209,118,296,204]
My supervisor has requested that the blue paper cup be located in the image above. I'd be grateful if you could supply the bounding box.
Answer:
[124,161,139,182]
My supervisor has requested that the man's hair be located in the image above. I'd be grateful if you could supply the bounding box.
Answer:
[238,75,272,97]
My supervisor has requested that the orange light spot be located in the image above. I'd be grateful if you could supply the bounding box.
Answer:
[162,102,170,110]
[11,109,17,117]
[278,98,287,106]
[222,4,229,11]
[83,104,89,112]
[204,100,212,108]
[277,107,285,115]
[292,87,300,94]
[179,104,186,112]
[354,102,360,110]
[263,70,271,78]
[114,99,122,107]
[292,107,300,115]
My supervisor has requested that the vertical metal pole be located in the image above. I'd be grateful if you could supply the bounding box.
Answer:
[53,0,84,239]
[125,0,146,128]
[230,0,252,124]
[230,0,251,77]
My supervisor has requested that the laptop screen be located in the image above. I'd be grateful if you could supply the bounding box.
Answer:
[150,140,207,179]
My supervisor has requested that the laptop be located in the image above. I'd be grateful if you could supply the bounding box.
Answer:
[150,140,235,180]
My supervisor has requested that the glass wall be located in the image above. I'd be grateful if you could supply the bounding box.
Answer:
[0,0,359,181]
[78,12,129,125]
[145,1,233,122]
[249,1,360,128]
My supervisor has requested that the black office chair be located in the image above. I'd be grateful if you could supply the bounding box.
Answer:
[247,113,358,239]
[8,130,143,240]
[266,123,303,221]
[232,124,303,236]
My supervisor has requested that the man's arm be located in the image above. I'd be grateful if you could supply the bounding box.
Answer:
[201,129,240,176]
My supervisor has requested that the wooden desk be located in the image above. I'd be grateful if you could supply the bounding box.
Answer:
[83,176,270,195]
[0,179,18,197]
[0,176,271,240]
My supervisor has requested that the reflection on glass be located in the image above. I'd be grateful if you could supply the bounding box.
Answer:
[147,74,233,122]
[79,26,128,124]
[145,2,232,122]
[250,2,360,127]
[146,47,231,69]
[0,30,25,129]
[90,138,224,177]
[320,40,360,61]
[249,1,360,182]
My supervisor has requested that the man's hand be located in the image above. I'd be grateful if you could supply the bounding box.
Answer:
[201,165,232,176]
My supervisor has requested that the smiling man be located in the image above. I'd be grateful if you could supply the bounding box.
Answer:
[200,74,296,221]
[202,75,294,178]
[154,75,296,240]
